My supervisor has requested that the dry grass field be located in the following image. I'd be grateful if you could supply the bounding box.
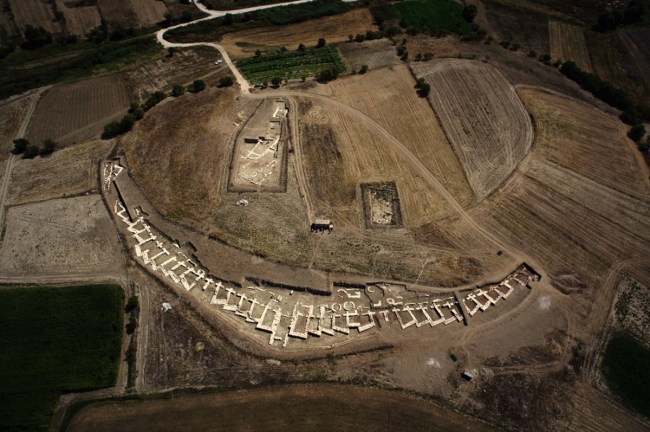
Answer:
[8,0,61,36]
[469,88,650,291]
[321,64,475,212]
[67,385,496,432]
[25,75,130,146]
[548,21,593,72]
[122,47,219,101]
[6,139,113,205]
[220,9,376,59]
[412,59,533,200]
[0,90,41,162]
[55,0,101,36]
[98,0,140,28]
[0,195,124,277]
[128,0,168,27]
[337,39,400,71]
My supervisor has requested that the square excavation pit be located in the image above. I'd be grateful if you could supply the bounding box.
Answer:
[228,99,289,192]
[361,182,404,229]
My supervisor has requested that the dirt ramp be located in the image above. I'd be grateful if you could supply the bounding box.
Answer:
[413,59,534,201]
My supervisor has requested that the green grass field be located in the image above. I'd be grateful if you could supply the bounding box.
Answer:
[0,285,124,432]
[601,334,650,418]
[393,0,470,35]
[236,45,346,82]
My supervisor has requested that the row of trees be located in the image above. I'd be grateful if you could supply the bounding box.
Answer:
[103,79,206,139]
[594,0,650,32]
[11,138,57,159]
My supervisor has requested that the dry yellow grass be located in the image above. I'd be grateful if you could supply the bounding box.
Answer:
[220,9,376,59]
[413,59,534,200]
[548,21,593,72]
[320,65,475,213]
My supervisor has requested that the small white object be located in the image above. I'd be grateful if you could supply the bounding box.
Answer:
[161,302,172,312]
[215,60,223,65]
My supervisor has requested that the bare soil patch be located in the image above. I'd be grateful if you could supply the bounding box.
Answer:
[67,385,497,432]
[25,75,130,146]
[0,195,124,276]
[8,0,62,36]
[55,0,101,35]
[548,21,592,72]
[413,59,533,200]
[220,8,376,59]
[6,139,113,205]
[337,39,400,72]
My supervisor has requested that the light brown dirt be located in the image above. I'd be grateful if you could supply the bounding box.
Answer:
[548,21,593,72]
[337,39,401,72]
[412,59,534,200]
[128,0,169,28]
[25,75,130,146]
[55,0,102,35]
[220,8,376,59]
[0,194,124,277]
[8,0,62,36]
[6,139,113,205]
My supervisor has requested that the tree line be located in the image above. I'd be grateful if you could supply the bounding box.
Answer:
[11,137,57,159]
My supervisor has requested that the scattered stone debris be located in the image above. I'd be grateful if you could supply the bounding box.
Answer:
[161,302,172,312]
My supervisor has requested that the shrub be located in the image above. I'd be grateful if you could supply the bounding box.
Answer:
[628,124,646,142]
[40,138,57,155]
[125,295,139,313]
[142,91,167,111]
[528,50,537,58]
[317,38,326,48]
[11,138,28,155]
[125,314,137,335]
[219,76,234,87]
[271,76,282,87]
[23,145,40,159]
[133,108,144,120]
[462,4,477,22]
[316,68,339,82]
[171,83,185,97]
[355,33,366,43]
[360,64,369,74]
[190,79,206,92]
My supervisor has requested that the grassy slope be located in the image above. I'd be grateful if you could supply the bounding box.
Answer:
[0,285,124,432]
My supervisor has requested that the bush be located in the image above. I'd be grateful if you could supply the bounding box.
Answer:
[528,50,537,58]
[125,314,137,335]
[190,79,206,92]
[23,145,40,159]
[510,42,521,51]
[171,83,185,97]
[628,124,646,142]
[355,33,366,43]
[317,38,326,48]
[125,295,139,313]
[316,68,339,82]
[462,4,477,22]
[360,64,369,74]
[41,138,57,155]
[142,90,167,111]
[11,138,28,155]
[133,108,144,120]
[219,75,234,87]
[103,114,136,138]
[271,76,282,87]
[424,52,434,61]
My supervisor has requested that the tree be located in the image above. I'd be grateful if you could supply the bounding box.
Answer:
[317,38,326,48]
[316,68,339,83]
[23,145,40,159]
[41,138,57,155]
[355,33,365,43]
[415,53,422,61]
[424,52,434,61]
[418,82,431,97]
[191,79,206,92]
[126,314,137,334]
[167,47,176,57]
[11,138,28,155]
[297,43,306,52]
[271,76,282,87]
[510,42,521,51]
[528,50,537,58]
[125,295,139,313]
[133,108,144,120]
[462,4,478,23]
[401,51,409,61]
[255,49,262,57]
[171,83,185,97]
[219,76,234,87]
[628,124,646,142]
[359,64,369,74]
[348,34,354,42]
[223,13,233,25]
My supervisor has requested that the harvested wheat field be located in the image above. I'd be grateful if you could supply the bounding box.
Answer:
[25,75,129,146]
[128,0,168,27]
[7,139,114,206]
[8,0,61,36]
[548,21,593,72]
[518,88,649,199]
[55,0,101,35]
[220,9,376,59]
[412,59,533,200]
[318,64,474,212]
[98,0,140,28]
[337,39,400,71]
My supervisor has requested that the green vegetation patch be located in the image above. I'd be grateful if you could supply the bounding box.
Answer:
[236,45,346,82]
[0,284,124,432]
[393,0,470,35]
[601,334,650,418]
[165,0,352,44]
[0,36,161,101]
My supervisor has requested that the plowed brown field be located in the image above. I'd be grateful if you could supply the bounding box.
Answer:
[220,9,375,59]
[548,21,593,72]
[9,0,61,36]
[55,0,101,35]
[25,75,129,145]
[412,59,533,200]
[98,0,139,28]
[0,90,41,161]
[129,0,168,27]
[320,64,475,213]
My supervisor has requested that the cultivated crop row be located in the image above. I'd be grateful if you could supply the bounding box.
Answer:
[236,46,346,81]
